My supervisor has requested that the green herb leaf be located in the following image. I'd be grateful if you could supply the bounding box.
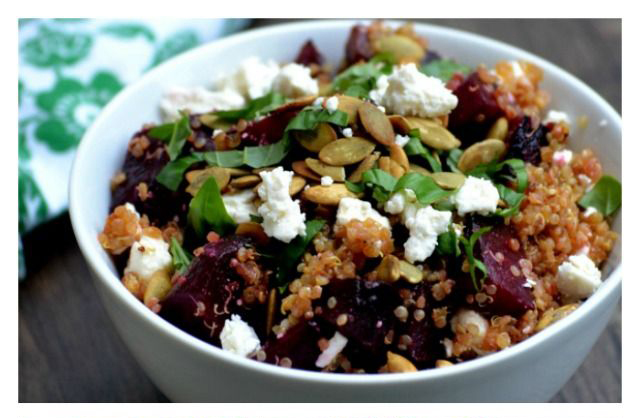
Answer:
[187,177,236,237]
[345,180,365,194]
[276,219,326,293]
[421,58,470,82]
[285,108,349,132]
[331,53,394,99]
[360,168,398,202]
[214,91,285,122]
[495,184,526,218]
[147,122,176,141]
[404,131,442,172]
[459,226,492,291]
[437,224,461,257]
[166,113,192,161]
[393,172,455,205]
[578,175,622,216]
[445,148,463,174]
[468,158,528,193]
[156,154,204,191]
[170,237,193,274]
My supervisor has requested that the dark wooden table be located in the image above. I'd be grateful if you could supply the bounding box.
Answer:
[18,18,621,403]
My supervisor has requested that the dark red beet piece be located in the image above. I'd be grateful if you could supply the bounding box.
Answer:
[448,72,504,146]
[295,40,324,66]
[345,24,374,66]
[110,134,190,226]
[262,320,326,371]
[159,236,251,345]
[475,223,535,316]
[505,116,548,165]
[237,108,299,146]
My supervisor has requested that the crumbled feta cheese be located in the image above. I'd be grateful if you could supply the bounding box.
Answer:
[324,96,339,113]
[556,254,602,300]
[369,63,458,118]
[583,206,598,217]
[315,331,348,368]
[257,167,306,243]
[453,176,500,216]
[383,189,416,215]
[313,96,325,106]
[543,110,571,126]
[451,309,488,339]
[215,56,280,100]
[220,314,261,357]
[552,149,573,166]
[403,206,452,263]
[160,86,245,121]
[342,127,353,138]
[222,189,258,224]
[125,233,172,279]
[320,176,334,186]
[336,197,390,229]
[272,62,319,98]
[394,134,411,148]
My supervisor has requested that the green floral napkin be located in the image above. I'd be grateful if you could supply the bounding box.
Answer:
[18,18,249,279]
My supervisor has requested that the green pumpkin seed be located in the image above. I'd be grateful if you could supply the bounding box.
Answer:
[305,158,346,181]
[348,151,380,182]
[291,160,321,181]
[319,137,377,166]
[185,167,230,196]
[375,255,423,284]
[289,176,307,195]
[430,172,466,190]
[336,95,365,125]
[358,101,394,145]
[389,115,460,150]
[295,122,337,152]
[408,163,431,176]
[457,139,506,173]
[487,117,509,141]
[199,113,232,131]
[374,34,425,64]
[303,184,356,206]
[535,303,579,332]
[230,174,261,189]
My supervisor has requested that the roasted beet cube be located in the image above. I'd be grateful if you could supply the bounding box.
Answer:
[345,24,374,66]
[295,40,324,66]
[505,116,548,165]
[159,237,251,345]
[238,108,299,146]
[475,223,535,316]
[448,72,504,146]
[262,320,325,371]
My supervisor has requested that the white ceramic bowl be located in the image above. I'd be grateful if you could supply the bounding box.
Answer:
[69,20,621,402]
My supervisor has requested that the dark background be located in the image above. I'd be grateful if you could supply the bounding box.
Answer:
[19,18,621,402]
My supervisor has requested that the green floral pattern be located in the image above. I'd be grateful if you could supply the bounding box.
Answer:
[22,25,92,68]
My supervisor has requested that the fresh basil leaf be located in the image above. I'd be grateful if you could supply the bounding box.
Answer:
[244,135,292,167]
[437,225,461,257]
[362,169,398,193]
[201,149,245,167]
[285,108,349,132]
[187,177,236,237]
[215,91,285,122]
[421,58,470,82]
[276,219,326,293]
[404,131,442,172]
[147,122,176,142]
[578,175,622,216]
[331,53,394,99]
[468,158,528,193]
[166,113,192,161]
[345,180,365,194]
[156,154,204,191]
[393,172,455,205]
[459,226,492,291]
[445,148,463,174]
[170,237,193,274]
[495,184,526,218]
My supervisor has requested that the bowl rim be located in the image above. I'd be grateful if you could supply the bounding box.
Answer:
[69,18,622,386]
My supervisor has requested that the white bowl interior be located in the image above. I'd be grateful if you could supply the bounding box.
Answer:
[70,20,621,388]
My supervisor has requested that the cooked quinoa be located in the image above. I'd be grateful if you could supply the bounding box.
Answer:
[99,21,620,373]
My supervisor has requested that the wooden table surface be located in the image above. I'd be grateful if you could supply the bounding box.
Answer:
[18,18,621,403]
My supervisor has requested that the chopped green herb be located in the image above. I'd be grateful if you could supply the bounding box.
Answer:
[275,219,326,293]
[146,113,193,161]
[187,177,236,237]
[214,91,285,122]
[285,108,349,132]
[437,224,461,257]
[350,169,454,205]
[404,131,442,172]
[495,184,526,218]
[170,237,193,274]
[578,175,622,216]
[459,226,492,291]
[156,154,204,191]
[331,53,394,99]
[421,58,470,82]
[445,148,463,173]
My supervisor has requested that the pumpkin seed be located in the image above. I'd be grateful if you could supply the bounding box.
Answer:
[397,260,423,283]
[235,222,270,246]
[303,184,355,206]
[289,176,307,195]
[389,143,410,170]
[375,255,402,283]
[374,34,425,64]
[273,95,317,113]
[336,95,365,125]
[378,156,405,178]
[389,115,460,150]
[305,158,346,181]
[385,351,417,373]
[348,151,380,182]
[291,160,321,181]
[266,288,277,335]
[230,174,261,189]
[199,113,232,131]
[358,101,394,145]
[457,139,506,173]
[408,163,431,176]
[295,122,337,152]
[143,269,172,306]
[487,117,509,141]
[227,167,252,177]
[185,166,230,196]
[430,172,466,190]
[535,303,579,332]
[435,359,454,368]
[318,137,376,166]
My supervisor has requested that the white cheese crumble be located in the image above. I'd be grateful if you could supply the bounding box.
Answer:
[315,331,348,368]
[394,134,411,148]
[125,233,172,279]
[336,197,390,229]
[404,206,452,263]
[219,314,261,357]
[543,109,572,126]
[453,176,500,216]
[257,167,306,243]
[324,96,339,113]
[159,86,245,121]
[583,206,599,217]
[552,149,573,166]
[369,63,458,118]
[272,62,319,98]
[320,176,334,186]
[313,96,325,106]
[556,254,602,300]
[342,127,353,138]
[215,56,280,100]
[222,189,258,224]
